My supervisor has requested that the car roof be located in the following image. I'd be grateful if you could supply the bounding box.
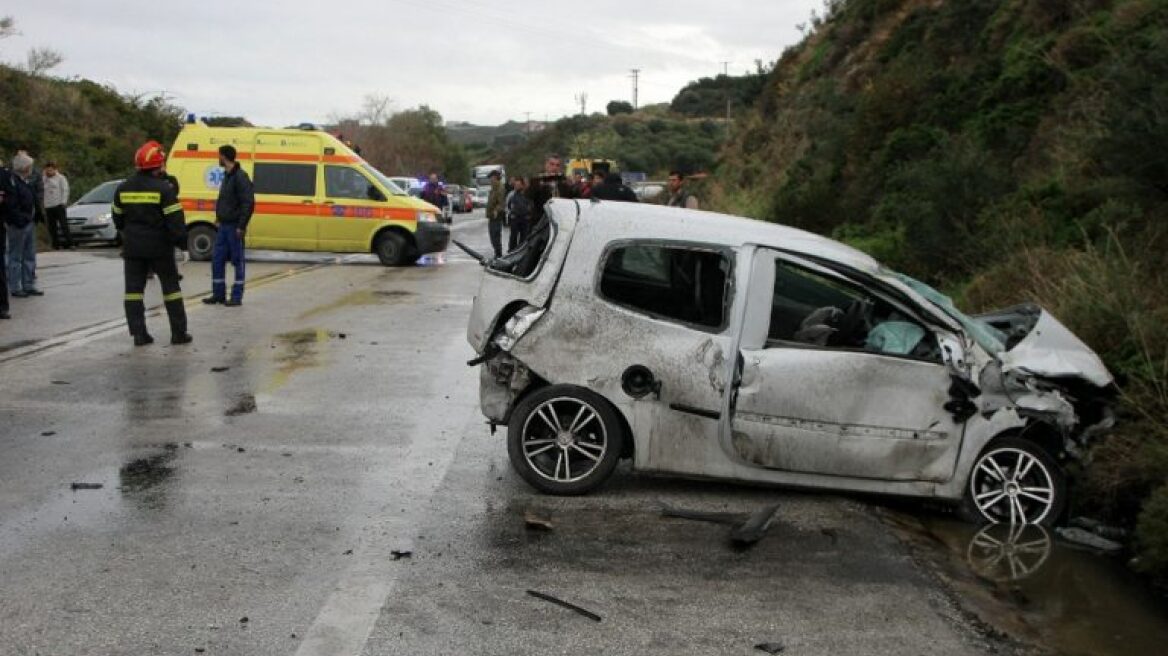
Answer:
[562,199,881,273]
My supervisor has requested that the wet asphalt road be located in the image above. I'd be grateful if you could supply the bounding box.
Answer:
[1,210,1001,656]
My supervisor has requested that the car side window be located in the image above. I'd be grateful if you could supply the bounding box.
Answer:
[325,166,382,201]
[768,260,940,361]
[600,243,730,329]
[254,162,317,197]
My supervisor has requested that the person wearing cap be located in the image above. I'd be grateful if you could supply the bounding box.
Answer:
[203,144,253,306]
[5,152,42,298]
[112,141,191,346]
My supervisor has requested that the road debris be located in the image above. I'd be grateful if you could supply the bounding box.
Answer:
[50,380,70,385]
[1070,516,1129,541]
[343,549,353,555]
[225,394,257,416]
[731,503,781,547]
[524,508,554,531]
[211,366,231,373]
[660,504,744,526]
[239,616,249,624]
[390,550,412,560]
[1056,527,1123,554]
[526,590,602,622]
[755,641,785,654]
[70,482,103,490]
[41,431,56,437]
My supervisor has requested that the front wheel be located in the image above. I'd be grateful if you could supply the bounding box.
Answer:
[962,437,1066,526]
[187,225,215,262]
[374,231,410,266]
[507,385,624,495]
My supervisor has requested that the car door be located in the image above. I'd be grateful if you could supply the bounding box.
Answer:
[319,164,385,251]
[725,248,967,483]
[247,160,321,251]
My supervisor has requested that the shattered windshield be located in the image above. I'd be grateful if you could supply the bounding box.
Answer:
[891,272,1007,354]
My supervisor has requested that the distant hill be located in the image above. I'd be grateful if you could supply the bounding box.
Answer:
[445,120,546,148]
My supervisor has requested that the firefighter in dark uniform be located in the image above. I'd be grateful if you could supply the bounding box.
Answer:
[112,141,192,346]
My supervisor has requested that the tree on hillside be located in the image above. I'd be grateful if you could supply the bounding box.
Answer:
[204,116,252,128]
[606,100,633,116]
[0,16,16,40]
[24,46,63,76]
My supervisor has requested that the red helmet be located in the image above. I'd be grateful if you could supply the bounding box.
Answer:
[134,140,166,170]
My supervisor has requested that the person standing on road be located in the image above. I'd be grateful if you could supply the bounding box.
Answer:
[112,141,191,346]
[0,155,13,319]
[590,172,639,202]
[203,145,254,307]
[485,170,505,258]
[5,153,43,299]
[420,172,447,212]
[507,176,533,252]
[666,170,700,209]
[43,161,73,250]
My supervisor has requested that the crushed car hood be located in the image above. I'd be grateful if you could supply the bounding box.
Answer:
[990,307,1113,388]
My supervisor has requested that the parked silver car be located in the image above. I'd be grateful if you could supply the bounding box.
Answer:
[67,179,123,246]
[465,200,1115,525]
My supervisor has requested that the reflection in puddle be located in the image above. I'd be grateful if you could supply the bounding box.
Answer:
[915,516,1168,656]
[966,524,1052,582]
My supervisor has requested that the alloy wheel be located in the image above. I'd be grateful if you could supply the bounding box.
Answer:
[520,397,608,484]
[969,447,1057,525]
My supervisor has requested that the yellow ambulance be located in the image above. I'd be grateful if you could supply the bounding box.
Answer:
[166,121,449,266]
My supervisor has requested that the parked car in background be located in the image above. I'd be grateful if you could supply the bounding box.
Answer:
[446,185,465,213]
[67,179,123,246]
[388,176,424,198]
[473,186,490,209]
[632,181,666,203]
[462,188,474,213]
[465,200,1116,526]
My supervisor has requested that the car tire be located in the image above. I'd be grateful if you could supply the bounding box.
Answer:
[961,436,1066,526]
[187,225,216,262]
[507,385,624,495]
[374,231,409,266]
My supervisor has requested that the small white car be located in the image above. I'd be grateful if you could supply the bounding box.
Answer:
[465,200,1116,525]
[67,179,123,246]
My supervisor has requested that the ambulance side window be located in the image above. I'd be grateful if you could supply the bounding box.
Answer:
[325,166,384,201]
[253,163,317,197]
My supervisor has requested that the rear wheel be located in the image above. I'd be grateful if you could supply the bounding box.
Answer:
[507,385,624,495]
[374,231,410,266]
[187,225,215,262]
[962,437,1066,526]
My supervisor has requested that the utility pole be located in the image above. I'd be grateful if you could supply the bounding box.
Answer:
[629,69,640,110]
[524,111,532,134]
[721,61,732,135]
[574,92,588,116]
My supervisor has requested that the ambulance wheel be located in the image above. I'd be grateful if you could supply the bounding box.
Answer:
[375,232,409,266]
[188,225,215,262]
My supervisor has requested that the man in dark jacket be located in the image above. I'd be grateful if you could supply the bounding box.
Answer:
[0,157,13,319]
[590,172,639,202]
[204,145,254,306]
[507,176,533,252]
[113,141,191,346]
[5,153,41,298]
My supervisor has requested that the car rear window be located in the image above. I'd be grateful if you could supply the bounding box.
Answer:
[600,244,730,329]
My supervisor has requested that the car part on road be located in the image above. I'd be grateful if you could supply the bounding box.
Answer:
[70,482,103,490]
[661,505,745,526]
[964,437,1066,526]
[1056,527,1124,554]
[523,508,554,531]
[730,503,781,547]
[754,642,785,654]
[526,590,602,622]
[390,550,412,560]
[507,385,624,495]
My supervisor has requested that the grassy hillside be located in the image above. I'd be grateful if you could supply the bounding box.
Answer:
[714,0,1168,579]
[0,64,183,193]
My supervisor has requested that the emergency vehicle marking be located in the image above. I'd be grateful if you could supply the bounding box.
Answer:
[172,150,360,164]
[180,199,416,221]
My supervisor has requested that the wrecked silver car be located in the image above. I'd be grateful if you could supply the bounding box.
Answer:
[465,200,1116,525]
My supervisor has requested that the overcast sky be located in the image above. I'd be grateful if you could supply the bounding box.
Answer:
[3,0,819,127]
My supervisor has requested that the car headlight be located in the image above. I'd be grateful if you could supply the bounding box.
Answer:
[416,211,438,223]
[93,213,112,226]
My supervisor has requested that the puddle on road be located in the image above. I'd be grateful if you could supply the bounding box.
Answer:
[894,513,1168,656]
[297,289,417,320]
[263,328,335,393]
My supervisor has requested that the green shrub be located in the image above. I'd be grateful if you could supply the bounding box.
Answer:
[1136,484,1168,582]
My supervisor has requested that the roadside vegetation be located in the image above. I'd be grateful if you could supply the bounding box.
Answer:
[712,0,1168,581]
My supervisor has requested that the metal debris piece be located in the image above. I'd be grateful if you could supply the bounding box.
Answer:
[211,366,230,373]
[526,590,602,622]
[390,550,412,560]
[1056,527,1123,554]
[51,380,70,385]
[41,431,56,437]
[660,504,745,526]
[524,509,554,531]
[755,642,785,654]
[70,482,103,490]
[731,503,781,547]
